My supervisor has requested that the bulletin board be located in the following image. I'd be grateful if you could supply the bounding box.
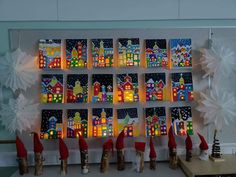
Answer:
[6,28,236,164]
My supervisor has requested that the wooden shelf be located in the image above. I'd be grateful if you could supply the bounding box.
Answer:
[178,155,236,177]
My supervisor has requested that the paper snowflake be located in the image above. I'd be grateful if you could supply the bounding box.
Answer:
[0,48,38,92]
[196,88,236,131]
[200,39,236,78]
[0,94,39,133]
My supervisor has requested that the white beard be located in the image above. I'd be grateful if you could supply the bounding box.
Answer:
[199,150,209,161]
[135,154,141,172]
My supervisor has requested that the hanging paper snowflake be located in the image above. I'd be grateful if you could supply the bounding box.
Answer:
[0,94,39,133]
[196,88,236,131]
[200,39,236,78]
[0,48,38,92]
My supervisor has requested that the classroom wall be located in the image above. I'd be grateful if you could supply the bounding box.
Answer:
[0,0,236,166]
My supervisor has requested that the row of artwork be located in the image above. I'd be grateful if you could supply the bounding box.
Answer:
[38,38,191,69]
[40,106,193,139]
[41,72,194,103]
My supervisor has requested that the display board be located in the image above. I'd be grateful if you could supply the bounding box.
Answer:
[6,28,217,163]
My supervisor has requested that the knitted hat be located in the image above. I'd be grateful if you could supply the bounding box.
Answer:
[168,126,177,149]
[33,132,43,153]
[135,142,146,152]
[185,134,192,151]
[103,139,113,152]
[59,138,69,160]
[149,137,157,158]
[197,133,208,150]
[116,130,125,150]
[79,134,88,151]
[16,136,27,158]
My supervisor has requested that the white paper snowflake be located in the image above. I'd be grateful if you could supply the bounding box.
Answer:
[200,39,236,78]
[0,48,38,92]
[0,94,39,133]
[196,88,236,131]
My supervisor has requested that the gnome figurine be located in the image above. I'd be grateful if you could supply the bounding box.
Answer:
[134,142,146,173]
[185,134,192,162]
[59,138,69,175]
[100,139,113,173]
[168,126,178,169]
[16,136,29,175]
[33,132,44,175]
[198,133,209,161]
[149,137,157,170]
[78,134,89,174]
[116,130,125,171]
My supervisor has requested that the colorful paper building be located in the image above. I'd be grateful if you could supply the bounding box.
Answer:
[171,72,194,101]
[67,74,88,103]
[117,73,139,102]
[170,39,192,68]
[145,107,167,137]
[40,110,63,139]
[39,39,61,69]
[92,74,113,103]
[92,39,113,67]
[170,106,193,136]
[145,73,166,101]
[92,108,113,137]
[41,74,63,103]
[118,38,140,67]
[66,39,87,68]
[117,108,139,137]
[67,109,88,138]
[145,39,168,68]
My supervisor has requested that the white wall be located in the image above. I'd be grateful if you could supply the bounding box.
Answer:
[1,0,236,21]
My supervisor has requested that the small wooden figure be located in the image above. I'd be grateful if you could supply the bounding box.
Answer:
[168,126,178,169]
[198,133,209,161]
[116,130,125,171]
[135,142,146,173]
[185,134,192,162]
[16,136,29,175]
[33,133,44,176]
[149,137,157,170]
[79,134,89,174]
[59,138,69,175]
[100,139,113,173]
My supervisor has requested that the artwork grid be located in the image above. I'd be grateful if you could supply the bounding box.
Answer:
[67,109,88,138]
[92,39,113,68]
[40,110,63,139]
[39,39,61,69]
[118,38,140,67]
[145,39,168,68]
[117,73,139,103]
[67,74,88,103]
[92,74,113,103]
[145,107,167,137]
[117,108,139,137]
[145,73,166,101]
[92,108,113,137]
[41,74,63,103]
[171,72,194,102]
[170,106,193,136]
[66,39,87,68]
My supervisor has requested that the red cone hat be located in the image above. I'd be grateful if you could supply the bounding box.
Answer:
[135,142,146,152]
[185,134,192,151]
[149,137,157,158]
[197,133,208,150]
[59,138,69,160]
[33,132,43,153]
[168,126,177,149]
[116,130,125,150]
[79,134,88,151]
[16,136,27,158]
